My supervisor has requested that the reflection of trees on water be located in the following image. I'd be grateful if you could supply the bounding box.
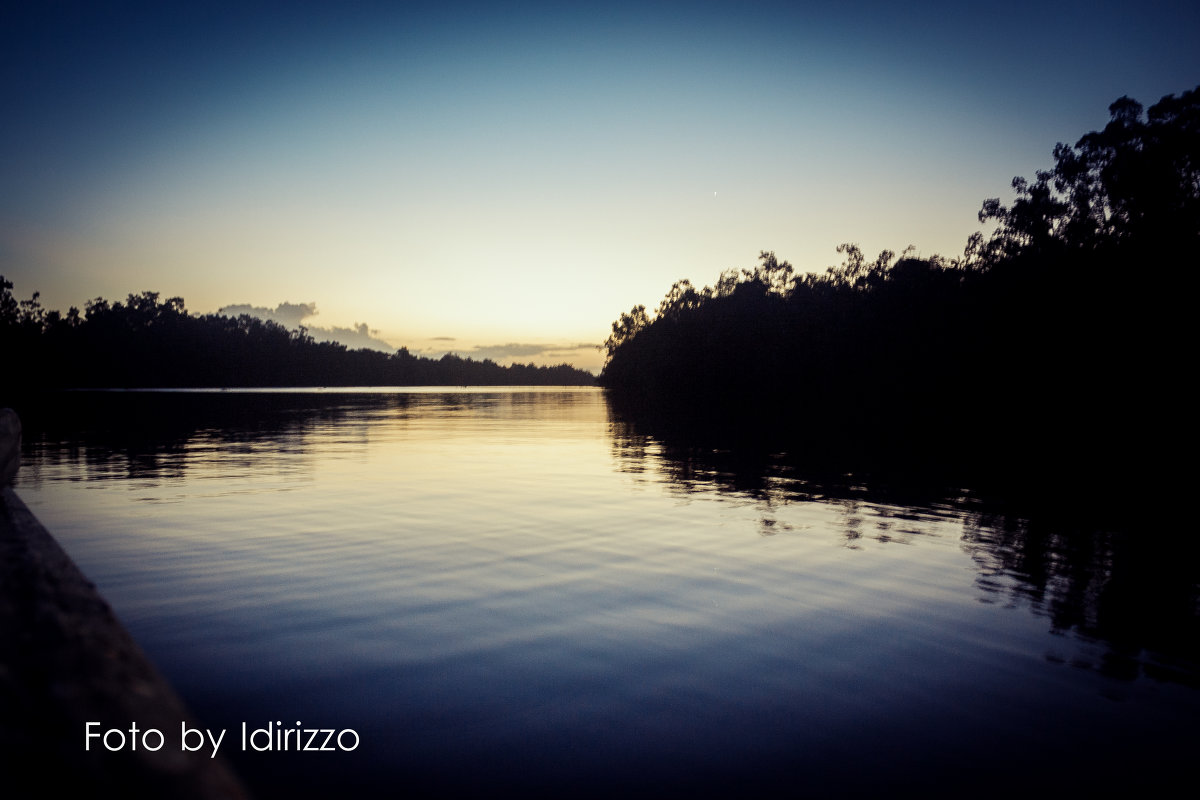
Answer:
[609,416,966,545]
[16,391,401,487]
[21,391,1199,688]
[961,513,1199,686]
[19,389,600,488]
[608,407,1200,686]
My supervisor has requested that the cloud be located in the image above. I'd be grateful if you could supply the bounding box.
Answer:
[458,342,601,363]
[218,301,395,352]
[218,301,316,329]
[466,343,555,360]
[311,322,396,352]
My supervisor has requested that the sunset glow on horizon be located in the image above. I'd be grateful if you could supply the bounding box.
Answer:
[4,1,1198,372]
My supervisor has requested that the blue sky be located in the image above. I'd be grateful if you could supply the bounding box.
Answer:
[3,1,1197,371]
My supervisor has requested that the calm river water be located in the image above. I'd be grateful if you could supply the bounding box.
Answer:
[14,388,1198,797]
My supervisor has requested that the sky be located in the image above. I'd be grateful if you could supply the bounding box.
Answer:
[3,1,1198,372]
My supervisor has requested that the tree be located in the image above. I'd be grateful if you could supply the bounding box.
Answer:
[0,276,17,327]
[979,86,1200,260]
[656,280,703,321]
[744,251,795,295]
[603,305,650,361]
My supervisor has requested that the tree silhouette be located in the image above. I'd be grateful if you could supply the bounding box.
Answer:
[599,86,1199,496]
[0,280,596,393]
[602,305,649,361]
[976,87,1199,262]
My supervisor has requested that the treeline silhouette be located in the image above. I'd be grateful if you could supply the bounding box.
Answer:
[600,87,1197,493]
[0,288,595,390]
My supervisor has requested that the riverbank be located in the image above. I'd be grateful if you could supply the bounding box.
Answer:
[0,485,249,798]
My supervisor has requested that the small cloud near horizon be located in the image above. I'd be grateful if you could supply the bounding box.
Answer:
[214,309,600,370]
[218,301,395,353]
[456,342,600,364]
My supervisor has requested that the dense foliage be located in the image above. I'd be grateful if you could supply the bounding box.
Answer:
[0,287,595,390]
[600,87,1197,482]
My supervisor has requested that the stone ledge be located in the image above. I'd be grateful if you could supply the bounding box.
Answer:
[0,486,250,798]
[0,408,18,486]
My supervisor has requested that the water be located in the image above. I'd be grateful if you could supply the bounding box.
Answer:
[14,388,1199,797]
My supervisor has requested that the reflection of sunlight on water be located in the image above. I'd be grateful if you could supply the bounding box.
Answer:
[14,387,1200,796]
